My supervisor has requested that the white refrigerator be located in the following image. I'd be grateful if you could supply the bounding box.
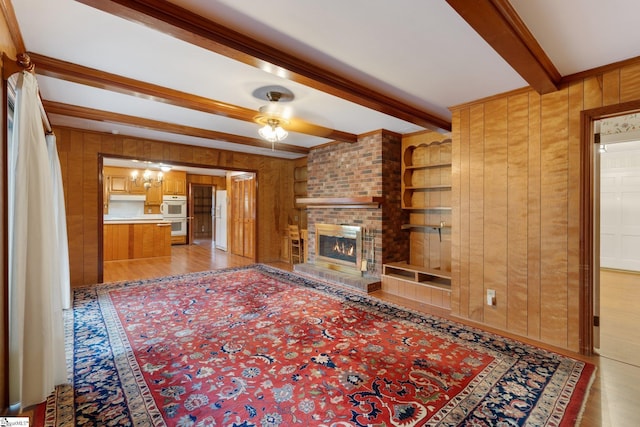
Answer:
[215,190,227,251]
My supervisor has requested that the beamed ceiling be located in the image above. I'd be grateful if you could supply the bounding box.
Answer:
[4,0,640,159]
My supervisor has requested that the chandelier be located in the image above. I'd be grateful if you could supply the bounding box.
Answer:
[131,169,163,190]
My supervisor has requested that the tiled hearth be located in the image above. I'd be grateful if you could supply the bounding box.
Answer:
[293,263,381,292]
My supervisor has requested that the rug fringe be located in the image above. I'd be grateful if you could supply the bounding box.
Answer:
[574,366,598,426]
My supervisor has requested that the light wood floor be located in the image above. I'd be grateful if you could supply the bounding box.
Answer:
[597,269,640,367]
[98,241,640,427]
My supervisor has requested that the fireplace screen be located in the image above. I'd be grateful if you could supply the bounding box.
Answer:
[318,235,357,263]
[314,224,363,275]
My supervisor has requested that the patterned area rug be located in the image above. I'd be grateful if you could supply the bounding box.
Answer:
[46,265,594,426]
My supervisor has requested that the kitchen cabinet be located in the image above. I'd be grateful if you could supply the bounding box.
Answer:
[145,184,163,206]
[106,172,130,194]
[162,170,187,195]
[103,221,171,261]
[103,223,130,261]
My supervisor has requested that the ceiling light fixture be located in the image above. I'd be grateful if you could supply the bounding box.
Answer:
[259,118,288,143]
[254,88,293,149]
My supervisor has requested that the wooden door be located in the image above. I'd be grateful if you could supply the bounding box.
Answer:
[229,173,256,259]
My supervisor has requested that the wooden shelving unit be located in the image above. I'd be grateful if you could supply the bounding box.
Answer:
[381,134,452,309]
[381,262,451,309]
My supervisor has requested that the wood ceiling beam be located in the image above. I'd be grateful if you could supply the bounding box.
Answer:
[28,53,357,144]
[446,0,561,94]
[75,0,451,132]
[43,100,310,155]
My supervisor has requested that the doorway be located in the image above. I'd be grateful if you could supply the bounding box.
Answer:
[594,114,640,367]
[191,184,215,243]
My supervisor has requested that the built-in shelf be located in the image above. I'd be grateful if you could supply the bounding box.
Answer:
[404,162,452,170]
[404,185,451,190]
[401,223,451,230]
[403,206,452,211]
[296,196,383,208]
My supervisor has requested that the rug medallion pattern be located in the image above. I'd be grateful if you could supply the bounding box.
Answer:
[55,265,593,426]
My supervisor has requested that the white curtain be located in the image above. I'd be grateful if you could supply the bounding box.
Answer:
[47,133,71,310]
[8,71,67,409]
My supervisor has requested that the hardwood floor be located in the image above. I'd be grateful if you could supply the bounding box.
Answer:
[99,241,640,427]
[598,269,640,367]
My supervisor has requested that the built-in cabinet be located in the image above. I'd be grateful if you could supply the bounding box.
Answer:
[163,170,187,196]
[381,133,452,309]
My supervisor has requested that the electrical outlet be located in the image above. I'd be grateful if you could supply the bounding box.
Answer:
[486,289,496,306]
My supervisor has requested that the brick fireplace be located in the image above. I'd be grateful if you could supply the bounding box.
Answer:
[294,130,408,291]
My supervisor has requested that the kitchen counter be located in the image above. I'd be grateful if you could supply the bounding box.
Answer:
[103,215,169,225]
[104,218,171,225]
[104,218,172,261]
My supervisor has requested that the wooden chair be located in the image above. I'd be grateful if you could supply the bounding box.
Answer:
[289,224,304,264]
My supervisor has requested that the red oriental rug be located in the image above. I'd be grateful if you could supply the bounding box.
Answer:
[45,265,594,426]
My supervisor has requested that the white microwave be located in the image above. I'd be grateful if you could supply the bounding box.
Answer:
[161,195,187,218]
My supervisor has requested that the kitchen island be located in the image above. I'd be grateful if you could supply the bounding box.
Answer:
[103,216,172,261]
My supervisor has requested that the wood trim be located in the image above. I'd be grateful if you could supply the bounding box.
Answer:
[562,56,640,86]
[44,100,310,155]
[446,0,559,94]
[579,99,640,355]
[296,197,383,208]
[75,0,451,132]
[28,53,357,144]
[0,0,25,53]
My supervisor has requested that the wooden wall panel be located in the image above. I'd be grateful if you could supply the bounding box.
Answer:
[620,62,640,102]
[450,60,640,352]
[55,126,295,287]
[457,109,470,318]
[567,81,584,351]
[583,77,603,110]
[506,93,529,336]
[482,99,508,329]
[468,104,485,321]
[83,133,101,284]
[603,70,620,106]
[527,91,542,338]
[450,109,462,315]
[539,89,569,348]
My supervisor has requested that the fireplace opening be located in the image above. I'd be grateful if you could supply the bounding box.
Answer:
[314,224,363,275]
[319,235,357,263]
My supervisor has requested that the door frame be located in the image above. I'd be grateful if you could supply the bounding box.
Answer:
[580,99,640,354]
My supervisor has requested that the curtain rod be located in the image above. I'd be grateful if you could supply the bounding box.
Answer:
[3,52,53,134]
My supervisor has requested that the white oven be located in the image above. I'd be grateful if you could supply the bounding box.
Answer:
[167,218,187,236]
[161,195,187,218]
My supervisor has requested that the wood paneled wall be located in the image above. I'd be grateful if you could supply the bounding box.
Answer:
[450,61,640,352]
[54,126,296,287]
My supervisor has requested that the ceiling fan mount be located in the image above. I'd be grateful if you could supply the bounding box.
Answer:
[253,85,294,127]
[252,85,295,103]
